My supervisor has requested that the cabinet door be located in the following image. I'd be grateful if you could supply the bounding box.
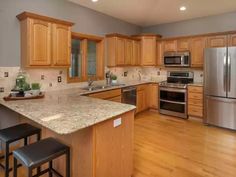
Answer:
[137,90,145,113]
[125,39,132,65]
[52,24,71,66]
[116,38,125,65]
[190,37,206,68]
[228,34,236,46]
[207,35,227,48]
[28,19,51,66]
[157,41,163,66]
[148,84,158,109]
[131,40,140,66]
[141,37,156,66]
[177,38,190,51]
[163,40,177,52]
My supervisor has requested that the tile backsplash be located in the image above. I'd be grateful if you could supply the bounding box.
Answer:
[0,66,203,98]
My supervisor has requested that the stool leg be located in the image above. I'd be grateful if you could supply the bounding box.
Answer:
[24,137,28,146]
[36,132,41,174]
[27,168,32,177]
[66,149,70,177]
[4,143,9,177]
[13,157,17,177]
[49,161,53,177]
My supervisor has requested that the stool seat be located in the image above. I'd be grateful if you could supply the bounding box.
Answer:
[13,138,69,168]
[0,123,41,143]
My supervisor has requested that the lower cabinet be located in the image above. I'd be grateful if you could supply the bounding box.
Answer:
[136,84,149,113]
[88,89,121,102]
[147,84,159,109]
[188,85,203,118]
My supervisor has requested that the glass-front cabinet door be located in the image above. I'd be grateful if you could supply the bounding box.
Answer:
[69,38,82,81]
[87,40,97,78]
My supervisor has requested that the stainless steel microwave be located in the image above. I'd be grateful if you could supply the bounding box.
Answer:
[164,52,190,67]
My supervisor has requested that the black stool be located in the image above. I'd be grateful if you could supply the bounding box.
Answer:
[13,137,70,177]
[0,123,41,177]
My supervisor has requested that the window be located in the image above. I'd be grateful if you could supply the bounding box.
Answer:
[68,32,104,83]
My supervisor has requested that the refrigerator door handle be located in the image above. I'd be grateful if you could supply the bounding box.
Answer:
[228,54,231,92]
[223,54,227,92]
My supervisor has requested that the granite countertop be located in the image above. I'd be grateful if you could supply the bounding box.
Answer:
[0,79,172,135]
[0,88,136,135]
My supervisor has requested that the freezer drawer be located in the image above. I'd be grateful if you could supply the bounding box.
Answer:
[205,96,236,130]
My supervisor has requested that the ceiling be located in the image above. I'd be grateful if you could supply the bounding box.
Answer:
[68,0,236,27]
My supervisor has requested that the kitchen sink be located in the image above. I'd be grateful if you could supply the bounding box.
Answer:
[81,84,126,91]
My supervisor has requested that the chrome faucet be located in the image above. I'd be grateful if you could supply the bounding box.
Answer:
[138,71,142,81]
[88,77,94,87]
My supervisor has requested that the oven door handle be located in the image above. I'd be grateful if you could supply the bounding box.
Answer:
[122,87,136,93]
[160,99,186,105]
[159,87,186,93]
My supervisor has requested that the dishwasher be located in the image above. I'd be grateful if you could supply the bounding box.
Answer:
[122,86,137,106]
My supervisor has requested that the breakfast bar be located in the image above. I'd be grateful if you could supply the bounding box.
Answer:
[0,89,136,177]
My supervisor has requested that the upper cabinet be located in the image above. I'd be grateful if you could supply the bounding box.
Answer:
[163,40,177,52]
[190,37,206,68]
[206,35,227,48]
[177,38,191,51]
[156,41,163,66]
[17,12,74,68]
[140,35,158,66]
[106,34,141,67]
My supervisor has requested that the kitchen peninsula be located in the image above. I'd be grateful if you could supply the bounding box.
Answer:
[0,88,136,177]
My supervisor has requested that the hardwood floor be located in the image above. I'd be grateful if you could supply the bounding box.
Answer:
[133,111,236,177]
[1,111,236,177]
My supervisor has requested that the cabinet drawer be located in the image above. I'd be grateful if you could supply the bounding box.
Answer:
[188,86,203,93]
[108,96,122,103]
[188,93,203,100]
[188,105,203,117]
[89,89,121,99]
[188,99,203,107]
[137,84,147,91]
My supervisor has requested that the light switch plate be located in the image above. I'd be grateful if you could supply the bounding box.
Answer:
[113,118,122,127]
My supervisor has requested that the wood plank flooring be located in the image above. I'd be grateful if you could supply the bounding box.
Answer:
[133,111,236,177]
[1,111,236,177]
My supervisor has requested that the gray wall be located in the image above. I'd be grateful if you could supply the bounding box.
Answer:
[0,0,141,67]
[142,11,236,38]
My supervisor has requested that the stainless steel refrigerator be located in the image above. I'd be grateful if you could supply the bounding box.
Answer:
[204,47,236,130]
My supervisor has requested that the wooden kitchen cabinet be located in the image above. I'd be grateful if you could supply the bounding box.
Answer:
[188,85,203,118]
[177,38,191,51]
[116,37,126,65]
[131,40,141,66]
[136,84,148,113]
[17,12,74,68]
[228,33,236,46]
[52,23,71,66]
[157,41,164,66]
[190,37,206,68]
[163,40,177,52]
[148,84,159,109]
[140,36,157,66]
[125,39,133,65]
[206,35,227,48]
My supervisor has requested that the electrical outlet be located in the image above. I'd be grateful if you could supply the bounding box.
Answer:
[157,71,161,76]
[4,72,8,77]
[57,76,62,83]
[0,87,4,92]
[41,75,45,80]
[124,71,128,77]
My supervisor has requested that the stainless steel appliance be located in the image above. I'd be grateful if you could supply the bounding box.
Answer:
[159,71,194,118]
[204,47,236,130]
[164,51,190,67]
[122,86,137,106]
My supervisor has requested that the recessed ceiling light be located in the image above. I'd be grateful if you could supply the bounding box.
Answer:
[180,6,187,11]
[92,0,99,2]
